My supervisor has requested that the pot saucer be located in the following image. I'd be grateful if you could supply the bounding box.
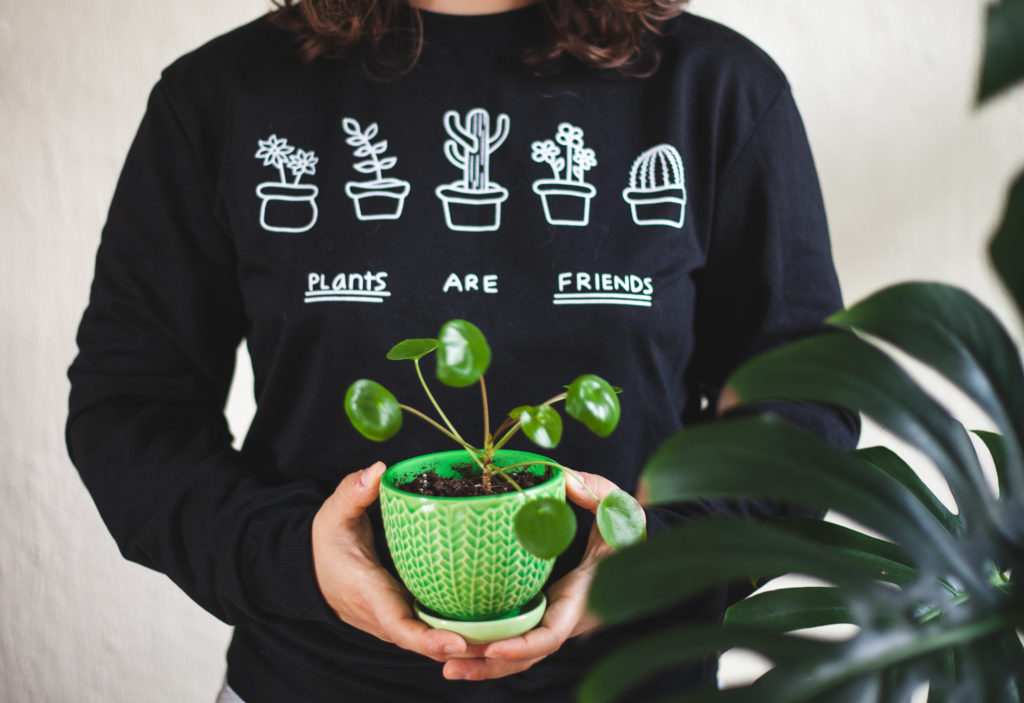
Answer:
[414,593,547,645]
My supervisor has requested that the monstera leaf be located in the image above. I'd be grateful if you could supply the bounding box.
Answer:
[584,14,1024,695]
[585,277,1024,701]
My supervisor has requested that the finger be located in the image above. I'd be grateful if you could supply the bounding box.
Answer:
[563,469,620,514]
[636,478,651,505]
[716,384,742,417]
[444,643,489,659]
[443,655,543,681]
[482,588,581,662]
[331,461,387,523]
[375,591,467,662]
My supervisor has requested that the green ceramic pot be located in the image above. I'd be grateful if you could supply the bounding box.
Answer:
[380,449,565,621]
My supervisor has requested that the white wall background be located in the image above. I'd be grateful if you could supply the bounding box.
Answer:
[1,1,1022,700]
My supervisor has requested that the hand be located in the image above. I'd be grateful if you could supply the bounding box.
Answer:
[312,462,468,662]
[441,470,640,681]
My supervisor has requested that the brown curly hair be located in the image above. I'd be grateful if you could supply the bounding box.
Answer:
[270,0,688,78]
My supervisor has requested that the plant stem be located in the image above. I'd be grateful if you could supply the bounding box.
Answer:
[491,415,515,441]
[493,392,568,452]
[397,405,485,474]
[481,376,491,452]
[397,405,477,454]
[490,466,525,495]
[498,461,601,503]
[413,358,466,444]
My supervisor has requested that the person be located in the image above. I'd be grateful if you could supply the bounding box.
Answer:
[67,0,858,700]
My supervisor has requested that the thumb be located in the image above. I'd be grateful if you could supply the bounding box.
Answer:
[564,469,619,515]
[331,461,387,522]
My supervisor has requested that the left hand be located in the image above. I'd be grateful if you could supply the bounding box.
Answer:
[442,470,640,681]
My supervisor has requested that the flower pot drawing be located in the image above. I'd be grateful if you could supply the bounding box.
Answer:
[435,108,511,232]
[254,134,320,234]
[342,118,412,222]
[530,123,598,226]
[256,182,320,234]
[622,143,687,228]
[344,179,411,220]
[379,449,564,624]
[435,183,509,232]
[532,181,597,225]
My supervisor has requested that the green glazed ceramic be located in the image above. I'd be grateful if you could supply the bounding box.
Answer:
[415,593,547,644]
[380,450,565,621]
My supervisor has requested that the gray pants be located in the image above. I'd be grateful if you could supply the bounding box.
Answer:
[216,680,245,703]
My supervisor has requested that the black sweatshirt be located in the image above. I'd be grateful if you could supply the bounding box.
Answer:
[68,7,858,702]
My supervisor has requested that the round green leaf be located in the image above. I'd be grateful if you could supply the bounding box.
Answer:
[386,338,438,361]
[518,405,563,449]
[596,489,646,550]
[435,319,491,388]
[566,374,621,437]
[344,379,402,442]
[515,497,576,559]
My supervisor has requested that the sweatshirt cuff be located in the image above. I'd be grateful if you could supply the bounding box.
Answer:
[245,503,338,626]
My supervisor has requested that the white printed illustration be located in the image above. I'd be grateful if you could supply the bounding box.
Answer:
[305,271,391,304]
[342,118,411,221]
[530,123,598,226]
[622,144,687,228]
[435,108,510,232]
[553,271,654,308]
[255,135,320,234]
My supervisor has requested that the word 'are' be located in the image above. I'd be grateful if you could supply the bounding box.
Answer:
[443,273,499,294]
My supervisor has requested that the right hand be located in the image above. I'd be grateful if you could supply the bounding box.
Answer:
[311,461,468,662]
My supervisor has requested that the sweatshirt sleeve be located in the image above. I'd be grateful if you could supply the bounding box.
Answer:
[645,85,860,533]
[66,79,336,627]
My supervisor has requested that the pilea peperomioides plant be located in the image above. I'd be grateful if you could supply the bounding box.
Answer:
[344,319,646,561]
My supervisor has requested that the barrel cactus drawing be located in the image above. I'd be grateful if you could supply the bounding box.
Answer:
[621,143,687,228]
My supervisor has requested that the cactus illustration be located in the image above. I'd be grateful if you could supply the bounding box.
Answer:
[530,122,598,226]
[342,118,411,222]
[443,108,510,190]
[435,108,511,232]
[254,134,320,234]
[622,143,687,228]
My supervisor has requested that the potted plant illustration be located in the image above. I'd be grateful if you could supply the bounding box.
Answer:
[344,319,645,643]
[435,108,510,232]
[581,10,1024,700]
[254,134,320,234]
[621,143,687,228]
[531,123,598,226]
[342,118,411,221]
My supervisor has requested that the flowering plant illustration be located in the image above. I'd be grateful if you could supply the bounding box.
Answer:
[532,123,597,184]
[255,134,319,185]
[530,122,598,227]
[342,118,411,222]
[254,134,320,234]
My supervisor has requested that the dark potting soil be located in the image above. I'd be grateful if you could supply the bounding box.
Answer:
[397,463,554,497]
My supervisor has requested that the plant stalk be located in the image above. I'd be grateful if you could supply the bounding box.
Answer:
[498,461,601,504]
[493,392,568,452]
[398,404,486,472]
[481,376,491,452]
[413,358,466,445]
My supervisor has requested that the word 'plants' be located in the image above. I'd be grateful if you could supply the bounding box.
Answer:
[345,319,646,559]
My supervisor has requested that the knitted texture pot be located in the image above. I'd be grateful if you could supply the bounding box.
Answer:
[380,450,564,621]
